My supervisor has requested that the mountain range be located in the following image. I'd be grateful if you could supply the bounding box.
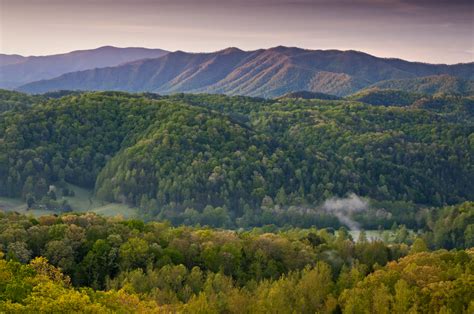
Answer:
[3,46,473,97]
[0,46,168,88]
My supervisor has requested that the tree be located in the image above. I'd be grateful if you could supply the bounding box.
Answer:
[81,239,117,289]
[26,194,35,209]
[119,238,150,270]
[358,229,368,243]
[372,284,392,314]
[275,187,287,206]
[410,238,428,254]
[465,224,474,248]
[7,241,32,263]
[43,240,75,274]
[393,279,413,314]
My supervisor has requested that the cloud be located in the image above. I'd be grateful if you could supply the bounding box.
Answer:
[322,193,369,231]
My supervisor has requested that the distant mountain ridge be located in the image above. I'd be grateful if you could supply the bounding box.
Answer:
[0,54,26,67]
[14,46,474,97]
[0,46,169,88]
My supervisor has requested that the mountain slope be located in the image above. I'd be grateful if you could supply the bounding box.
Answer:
[368,75,474,96]
[347,88,422,106]
[0,46,169,88]
[1,91,472,217]
[17,47,474,97]
[0,54,26,67]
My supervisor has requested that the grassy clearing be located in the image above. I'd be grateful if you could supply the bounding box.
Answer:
[88,203,138,219]
[0,196,26,211]
[0,184,138,219]
[62,184,139,218]
[0,196,56,217]
[62,184,103,211]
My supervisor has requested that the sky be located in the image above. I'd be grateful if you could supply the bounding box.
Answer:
[1,0,473,64]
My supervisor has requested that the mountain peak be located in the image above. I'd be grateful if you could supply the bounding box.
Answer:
[96,45,119,50]
[14,47,474,97]
[218,47,244,54]
[266,46,307,56]
[270,45,290,51]
[271,45,302,50]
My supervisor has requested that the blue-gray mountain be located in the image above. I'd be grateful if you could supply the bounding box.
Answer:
[13,46,474,97]
[0,46,168,89]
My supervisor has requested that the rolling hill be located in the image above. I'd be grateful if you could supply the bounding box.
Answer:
[347,88,422,107]
[1,91,472,227]
[277,90,341,100]
[17,47,474,97]
[368,75,474,96]
[0,46,169,88]
[0,89,45,112]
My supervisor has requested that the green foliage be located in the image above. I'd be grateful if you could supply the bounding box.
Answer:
[0,212,471,313]
[1,89,471,312]
[0,211,402,289]
[424,201,474,249]
[411,94,474,120]
[0,89,44,112]
[339,249,474,313]
[347,88,422,106]
[278,90,341,100]
[370,74,474,96]
[0,91,472,227]
[0,254,161,312]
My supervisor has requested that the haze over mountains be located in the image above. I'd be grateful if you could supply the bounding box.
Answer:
[0,46,168,89]
[3,46,473,97]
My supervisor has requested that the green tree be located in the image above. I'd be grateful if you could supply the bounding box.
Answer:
[119,238,150,270]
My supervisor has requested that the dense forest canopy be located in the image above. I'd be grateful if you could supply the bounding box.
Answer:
[0,207,472,312]
[0,90,472,228]
[0,89,472,312]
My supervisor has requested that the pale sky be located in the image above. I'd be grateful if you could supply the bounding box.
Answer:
[1,0,473,64]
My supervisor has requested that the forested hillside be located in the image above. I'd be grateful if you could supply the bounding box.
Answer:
[278,91,341,100]
[347,89,422,107]
[0,204,472,312]
[369,75,474,96]
[0,90,473,312]
[0,90,472,227]
[0,89,45,112]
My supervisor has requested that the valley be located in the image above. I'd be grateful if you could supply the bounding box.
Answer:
[1,0,473,310]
